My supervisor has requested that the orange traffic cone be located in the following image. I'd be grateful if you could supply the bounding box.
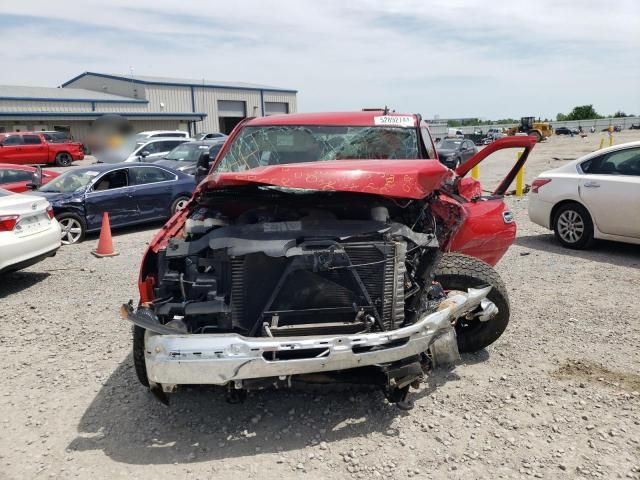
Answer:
[91,212,119,257]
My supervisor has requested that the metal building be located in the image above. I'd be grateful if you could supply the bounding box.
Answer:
[0,72,298,142]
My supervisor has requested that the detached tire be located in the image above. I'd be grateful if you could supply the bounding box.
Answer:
[435,253,510,353]
[132,325,149,387]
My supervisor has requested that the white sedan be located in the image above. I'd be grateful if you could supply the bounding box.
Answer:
[528,141,640,249]
[0,189,61,273]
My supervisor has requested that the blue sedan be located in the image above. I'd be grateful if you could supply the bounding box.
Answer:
[34,163,195,244]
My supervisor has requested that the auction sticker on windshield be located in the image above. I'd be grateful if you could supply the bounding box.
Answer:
[373,116,415,127]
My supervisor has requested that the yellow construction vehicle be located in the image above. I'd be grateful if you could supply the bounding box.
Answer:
[505,117,552,142]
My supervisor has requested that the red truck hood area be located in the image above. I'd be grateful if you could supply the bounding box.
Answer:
[198,159,452,199]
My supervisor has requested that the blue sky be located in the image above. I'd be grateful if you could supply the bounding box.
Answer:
[0,0,638,119]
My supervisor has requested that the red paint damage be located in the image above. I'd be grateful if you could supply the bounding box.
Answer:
[197,159,453,200]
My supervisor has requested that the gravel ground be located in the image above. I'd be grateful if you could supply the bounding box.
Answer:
[1,131,640,480]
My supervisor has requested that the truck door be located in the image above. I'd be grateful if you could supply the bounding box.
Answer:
[0,135,25,164]
[22,134,49,164]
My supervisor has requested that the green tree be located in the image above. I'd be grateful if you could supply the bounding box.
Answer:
[556,113,568,121]
[612,110,628,118]
[567,105,602,121]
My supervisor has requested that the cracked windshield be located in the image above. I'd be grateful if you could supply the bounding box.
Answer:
[215,125,419,172]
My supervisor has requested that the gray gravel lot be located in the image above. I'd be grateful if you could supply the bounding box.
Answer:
[1,131,639,479]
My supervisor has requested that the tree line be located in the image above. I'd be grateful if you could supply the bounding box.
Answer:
[446,105,634,127]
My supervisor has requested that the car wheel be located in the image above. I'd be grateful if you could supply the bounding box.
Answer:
[55,152,73,167]
[57,213,86,245]
[553,202,594,249]
[434,253,510,353]
[132,325,150,387]
[170,195,190,215]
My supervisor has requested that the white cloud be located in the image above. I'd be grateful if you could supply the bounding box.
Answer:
[0,0,638,118]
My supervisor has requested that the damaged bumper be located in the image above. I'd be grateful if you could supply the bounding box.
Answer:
[126,287,492,387]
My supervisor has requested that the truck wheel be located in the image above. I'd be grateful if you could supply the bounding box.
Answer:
[527,130,542,142]
[57,212,86,244]
[55,152,73,167]
[434,253,510,353]
[553,202,594,249]
[132,325,150,387]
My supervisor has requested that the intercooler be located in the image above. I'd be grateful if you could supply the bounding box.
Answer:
[230,240,406,336]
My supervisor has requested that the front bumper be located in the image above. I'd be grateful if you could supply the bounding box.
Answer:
[132,287,492,387]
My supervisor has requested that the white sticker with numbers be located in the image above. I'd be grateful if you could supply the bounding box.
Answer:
[373,115,415,127]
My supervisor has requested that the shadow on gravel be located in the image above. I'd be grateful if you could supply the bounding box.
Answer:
[514,234,640,269]
[68,354,428,465]
[82,220,167,242]
[0,271,50,296]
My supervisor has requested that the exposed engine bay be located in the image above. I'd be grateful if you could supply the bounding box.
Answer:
[123,185,502,407]
[149,187,450,338]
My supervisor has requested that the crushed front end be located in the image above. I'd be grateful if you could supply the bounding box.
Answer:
[125,186,494,406]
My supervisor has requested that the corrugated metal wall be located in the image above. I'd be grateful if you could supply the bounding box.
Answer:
[145,85,192,112]
[0,100,92,112]
[264,92,297,112]
[64,74,147,100]
[93,103,149,113]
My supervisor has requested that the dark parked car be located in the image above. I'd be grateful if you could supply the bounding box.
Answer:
[194,132,227,141]
[153,139,225,176]
[436,138,477,169]
[555,127,578,135]
[39,131,73,143]
[33,163,195,244]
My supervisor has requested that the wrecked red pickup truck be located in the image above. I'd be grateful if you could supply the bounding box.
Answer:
[123,111,535,407]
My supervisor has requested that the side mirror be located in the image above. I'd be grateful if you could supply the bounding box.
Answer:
[140,150,150,158]
[32,166,43,188]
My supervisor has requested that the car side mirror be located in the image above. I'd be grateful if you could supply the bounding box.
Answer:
[31,166,43,188]
[140,150,150,158]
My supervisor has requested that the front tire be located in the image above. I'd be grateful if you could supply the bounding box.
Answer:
[132,325,150,387]
[435,253,510,353]
[553,202,594,249]
[55,152,73,167]
[57,212,86,244]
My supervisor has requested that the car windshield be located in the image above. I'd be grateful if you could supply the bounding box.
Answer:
[439,139,462,149]
[215,125,419,172]
[164,143,211,162]
[39,169,101,193]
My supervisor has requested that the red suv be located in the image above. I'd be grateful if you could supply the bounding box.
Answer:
[0,132,84,167]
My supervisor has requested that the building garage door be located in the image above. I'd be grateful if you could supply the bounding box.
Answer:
[217,100,246,134]
[265,102,289,115]
[217,100,246,117]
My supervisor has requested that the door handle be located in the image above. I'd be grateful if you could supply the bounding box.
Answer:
[583,182,600,188]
